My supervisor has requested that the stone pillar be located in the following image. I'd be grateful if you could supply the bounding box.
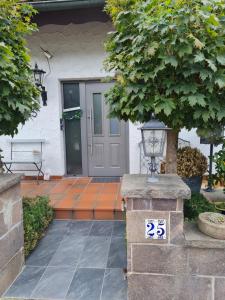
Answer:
[0,174,24,296]
[121,174,191,300]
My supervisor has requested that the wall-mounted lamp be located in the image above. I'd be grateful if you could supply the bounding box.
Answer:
[32,63,48,106]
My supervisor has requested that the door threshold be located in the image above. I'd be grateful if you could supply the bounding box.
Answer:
[91,177,121,183]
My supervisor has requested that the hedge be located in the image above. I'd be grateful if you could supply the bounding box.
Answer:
[23,196,53,257]
[184,193,217,222]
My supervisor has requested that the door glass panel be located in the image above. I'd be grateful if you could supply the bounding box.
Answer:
[63,82,82,175]
[93,93,102,135]
[63,83,80,109]
[110,118,120,135]
[64,111,82,175]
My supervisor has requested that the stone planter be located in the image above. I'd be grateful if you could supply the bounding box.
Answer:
[182,176,202,193]
[198,212,225,239]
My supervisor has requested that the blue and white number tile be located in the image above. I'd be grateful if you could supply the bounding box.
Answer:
[145,219,166,240]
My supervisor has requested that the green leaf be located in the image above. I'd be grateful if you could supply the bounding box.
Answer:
[217,109,225,121]
[199,69,212,80]
[216,55,225,65]
[187,94,206,107]
[164,56,178,68]
[202,111,210,122]
[215,75,225,88]
[207,14,220,26]
[206,59,217,72]
[194,53,205,62]
[178,44,193,57]
[155,99,176,116]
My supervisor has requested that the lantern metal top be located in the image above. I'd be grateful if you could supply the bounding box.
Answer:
[140,118,170,131]
[32,63,46,76]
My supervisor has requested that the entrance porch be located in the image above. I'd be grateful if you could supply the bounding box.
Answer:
[21,178,123,220]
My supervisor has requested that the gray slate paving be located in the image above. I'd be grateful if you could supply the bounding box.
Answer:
[4,220,127,300]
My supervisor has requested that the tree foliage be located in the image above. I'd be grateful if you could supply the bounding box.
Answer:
[0,0,39,136]
[105,0,225,136]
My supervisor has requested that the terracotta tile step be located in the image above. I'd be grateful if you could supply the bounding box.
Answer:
[54,208,124,221]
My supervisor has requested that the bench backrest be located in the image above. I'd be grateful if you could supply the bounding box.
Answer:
[8,139,45,162]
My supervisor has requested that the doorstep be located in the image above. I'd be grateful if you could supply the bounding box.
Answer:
[21,178,124,220]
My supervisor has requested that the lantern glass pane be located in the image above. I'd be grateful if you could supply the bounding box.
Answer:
[142,129,166,157]
[33,72,40,84]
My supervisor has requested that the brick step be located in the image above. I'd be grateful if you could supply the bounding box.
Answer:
[54,208,124,220]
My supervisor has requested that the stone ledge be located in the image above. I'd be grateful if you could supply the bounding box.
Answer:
[184,222,225,249]
[0,175,22,194]
[121,174,191,200]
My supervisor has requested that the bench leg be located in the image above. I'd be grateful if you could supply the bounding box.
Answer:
[4,163,13,174]
[34,162,44,184]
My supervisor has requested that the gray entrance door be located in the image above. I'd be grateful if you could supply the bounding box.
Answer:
[86,82,127,176]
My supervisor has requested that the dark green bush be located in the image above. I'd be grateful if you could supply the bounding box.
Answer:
[184,193,217,221]
[23,196,53,257]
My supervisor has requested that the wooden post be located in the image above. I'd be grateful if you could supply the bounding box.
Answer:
[165,130,178,174]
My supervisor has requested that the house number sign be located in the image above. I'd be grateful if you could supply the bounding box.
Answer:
[145,219,166,239]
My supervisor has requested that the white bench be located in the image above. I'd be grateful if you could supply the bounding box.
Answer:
[3,139,45,182]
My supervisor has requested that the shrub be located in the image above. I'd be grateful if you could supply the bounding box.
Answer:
[213,144,225,192]
[23,196,53,257]
[177,146,207,178]
[184,193,216,221]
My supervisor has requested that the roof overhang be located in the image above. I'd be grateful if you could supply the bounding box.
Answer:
[26,0,105,12]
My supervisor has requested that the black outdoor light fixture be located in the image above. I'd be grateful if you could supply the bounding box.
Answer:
[140,115,171,182]
[32,63,48,106]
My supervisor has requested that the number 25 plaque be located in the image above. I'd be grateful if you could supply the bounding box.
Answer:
[145,219,166,240]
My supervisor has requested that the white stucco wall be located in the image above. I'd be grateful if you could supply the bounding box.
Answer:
[0,21,220,176]
[0,22,112,176]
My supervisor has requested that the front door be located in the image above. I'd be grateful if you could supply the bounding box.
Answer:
[86,82,127,176]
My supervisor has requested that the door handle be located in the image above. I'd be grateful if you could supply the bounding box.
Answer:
[90,108,93,156]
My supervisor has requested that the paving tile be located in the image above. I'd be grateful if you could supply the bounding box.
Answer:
[107,237,127,269]
[66,268,104,300]
[26,233,62,266]
[74,210,94,220]
[101,268,127,300]
[95,199,116,210]
[54,210,73,219]
[78,193,97,203]
[94,210,115,220]
[46,220,70,235]
[89,221,114,236]
[50,181,74,194]
[76,178,91,185]
[112,221,126,237]
[31,267,75,299]
[114,210,124,220]
[102,184,119,194]
[4,266,45,298]
[56,198,79,209]
[49,235,87,267]
[85,183,103,193]
[98,193,117,202]
[78,236,111,268]
[49,193,64,206]
[67,220,93,236]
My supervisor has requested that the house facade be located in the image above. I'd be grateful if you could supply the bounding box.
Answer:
[0,1,219,177]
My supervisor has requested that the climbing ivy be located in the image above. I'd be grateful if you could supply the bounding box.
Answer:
[0,0,40,136]
[105,0,225,136]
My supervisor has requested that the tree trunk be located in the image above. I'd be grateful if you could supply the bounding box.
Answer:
[165,130,178,174]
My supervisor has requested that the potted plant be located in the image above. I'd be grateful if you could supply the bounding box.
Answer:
[177,147,207,193]
[215,202,225,215]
